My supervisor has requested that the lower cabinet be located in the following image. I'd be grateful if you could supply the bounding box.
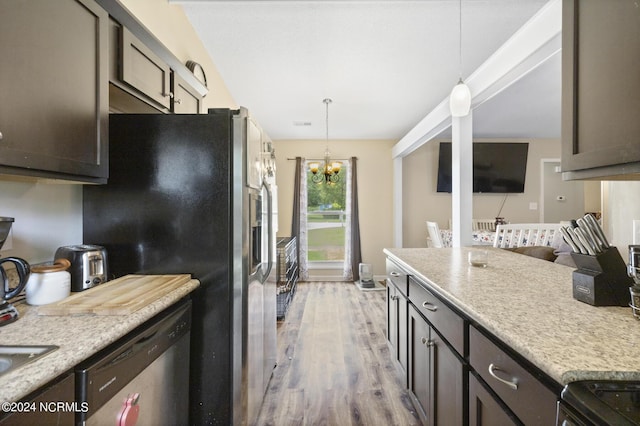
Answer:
[386,277,408,384]
[386,255,561,426]
[468,373,518,426]
[386,259,409,384]
[0,373,75,426]
[408,304,464,426]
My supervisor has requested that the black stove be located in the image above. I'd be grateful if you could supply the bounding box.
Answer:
[560,381,640,425]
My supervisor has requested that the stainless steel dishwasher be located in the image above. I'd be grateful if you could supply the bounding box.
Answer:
[75,299,191,425]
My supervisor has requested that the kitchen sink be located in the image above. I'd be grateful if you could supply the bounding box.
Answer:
[0,345,58,377]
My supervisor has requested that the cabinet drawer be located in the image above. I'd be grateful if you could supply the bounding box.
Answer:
[386,258,408,296]
[409,277,464,355]
[469,325,557,425]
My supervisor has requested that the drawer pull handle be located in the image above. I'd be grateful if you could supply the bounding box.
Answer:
[488,363,518,390]
[390,271,401,277]
[422,301,437,312]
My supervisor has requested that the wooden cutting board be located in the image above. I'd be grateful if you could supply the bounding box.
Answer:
[37,274,192,316]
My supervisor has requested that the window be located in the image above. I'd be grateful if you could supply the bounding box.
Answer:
[306,168,347,265]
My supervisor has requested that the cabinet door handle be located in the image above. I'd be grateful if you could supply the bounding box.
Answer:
[390,295,398,301]
[488,363,518,390]
[163,92,174,98]
[420,337,434,347]
[174,98,182,105]
[0,131,3,140]
[390,271,401,277]
[422,301,437,312]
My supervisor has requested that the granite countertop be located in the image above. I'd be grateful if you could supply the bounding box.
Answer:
[0,278,200,403]
[384,247,640,386]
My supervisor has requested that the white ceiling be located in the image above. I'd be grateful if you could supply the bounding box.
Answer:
[176,0,558,142]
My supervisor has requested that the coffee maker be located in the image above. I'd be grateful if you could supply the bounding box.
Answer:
[0,217,30,326]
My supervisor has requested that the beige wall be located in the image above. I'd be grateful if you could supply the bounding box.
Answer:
[402,138,565,248]
[273,139,396,276]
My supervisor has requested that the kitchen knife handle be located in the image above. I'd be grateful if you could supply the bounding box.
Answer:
[566,226,587,254]
[560,227,580,253]
[584,214,610,249]
[574,228,596,255]
[577,218,602,253]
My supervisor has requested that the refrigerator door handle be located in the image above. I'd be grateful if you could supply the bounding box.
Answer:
[262,181,273,283]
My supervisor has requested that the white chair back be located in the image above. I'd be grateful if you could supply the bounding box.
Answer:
[472,219,496,231]
[493,223,562,248]
[426,221,444,248]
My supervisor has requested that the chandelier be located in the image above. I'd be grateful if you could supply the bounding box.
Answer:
[309,98,341,184]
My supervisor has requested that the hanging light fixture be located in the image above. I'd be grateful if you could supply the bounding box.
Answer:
[309,98,341,184]
[449,0,471,117]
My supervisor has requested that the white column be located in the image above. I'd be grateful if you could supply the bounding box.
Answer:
[451,112,473,247]
[393,156,403,247]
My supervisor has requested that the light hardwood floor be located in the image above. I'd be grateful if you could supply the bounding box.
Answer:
[256,282,422,426]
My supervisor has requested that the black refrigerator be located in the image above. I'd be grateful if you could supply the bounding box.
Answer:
[82,108,277,425]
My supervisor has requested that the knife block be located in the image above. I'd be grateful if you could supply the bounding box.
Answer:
[570,247,632,306]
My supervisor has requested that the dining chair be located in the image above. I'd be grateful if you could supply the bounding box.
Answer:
[426,221,444,248]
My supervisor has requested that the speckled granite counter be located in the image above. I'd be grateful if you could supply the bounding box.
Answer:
[0,278,199,403]
[384,247,640,386]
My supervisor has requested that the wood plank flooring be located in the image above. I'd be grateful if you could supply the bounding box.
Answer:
[256,282,422,426]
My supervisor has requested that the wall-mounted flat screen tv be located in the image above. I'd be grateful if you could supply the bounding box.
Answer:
[436,142,529,193]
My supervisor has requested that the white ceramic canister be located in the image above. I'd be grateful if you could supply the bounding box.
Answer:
[26,259,71,305]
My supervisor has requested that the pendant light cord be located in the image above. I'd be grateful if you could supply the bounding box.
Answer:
[324,98,332,151]
[458,0,463,80]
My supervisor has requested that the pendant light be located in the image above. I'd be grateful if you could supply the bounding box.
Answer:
[449,0,471,117]
[309,98,341,184]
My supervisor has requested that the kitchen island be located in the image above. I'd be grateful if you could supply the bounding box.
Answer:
[0,278,199,405]
[385,247,640,425]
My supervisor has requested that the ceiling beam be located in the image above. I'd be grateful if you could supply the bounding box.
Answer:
[392,0,562,159]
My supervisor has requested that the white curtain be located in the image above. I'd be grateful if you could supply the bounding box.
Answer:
[298,160,309,281]
[343,159,353,280]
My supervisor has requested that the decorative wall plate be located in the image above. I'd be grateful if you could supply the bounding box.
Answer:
[186,60,207,88]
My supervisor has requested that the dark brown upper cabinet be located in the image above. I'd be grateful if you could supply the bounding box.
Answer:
[120,26,172,112]
[172,73,203,114]
[107,18,204,115]
[562,0,640,180]
[0,0,108,183]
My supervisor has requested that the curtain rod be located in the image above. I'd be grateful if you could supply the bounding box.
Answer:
[286,157,358,161]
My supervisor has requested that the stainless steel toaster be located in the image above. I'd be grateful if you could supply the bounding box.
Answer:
[54,245,108,292]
